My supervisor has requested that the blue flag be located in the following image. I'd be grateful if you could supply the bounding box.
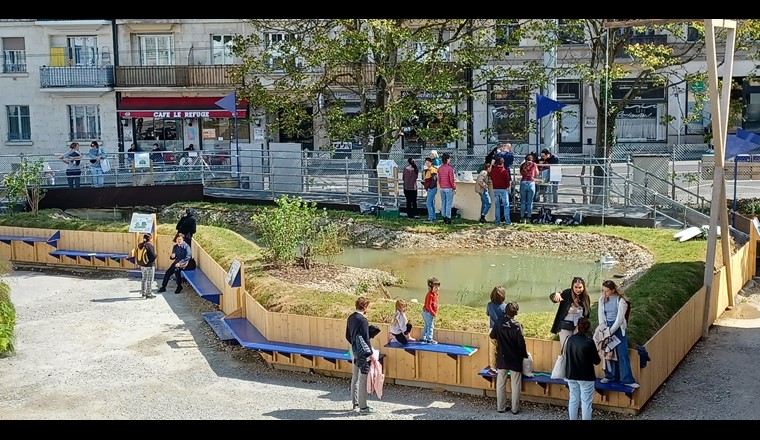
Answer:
[726,128,760,161]
[215,92,237,114]
[536,93,567,119]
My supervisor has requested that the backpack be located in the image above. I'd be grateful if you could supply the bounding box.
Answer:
[136,245,150,266]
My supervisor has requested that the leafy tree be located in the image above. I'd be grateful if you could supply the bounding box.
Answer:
[231,19,518,183]
[251,194,343,269]
[2,157,47,217]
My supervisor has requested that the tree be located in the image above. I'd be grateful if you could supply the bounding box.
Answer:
[231,19,518,185]
[2,157,46,217]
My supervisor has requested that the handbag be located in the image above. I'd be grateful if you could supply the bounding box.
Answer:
[550,340,568,380]
[522,352,534,377]
[100,155,111,173]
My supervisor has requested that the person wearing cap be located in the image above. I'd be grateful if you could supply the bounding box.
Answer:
[175,208,197,247]
[131,233,157,298]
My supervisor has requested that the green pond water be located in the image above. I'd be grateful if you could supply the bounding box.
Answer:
[320,247,625,314]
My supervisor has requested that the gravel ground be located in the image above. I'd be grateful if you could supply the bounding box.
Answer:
[1,268,758,420]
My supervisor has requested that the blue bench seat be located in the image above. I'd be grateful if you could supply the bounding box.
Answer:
[0,230,60,246]
[49,249,129,262]
[126,268,166,280]
[478,367,636,397]
[201,311,238,344]
[223,317,357,364]
[385,340,478,360]
[180,268,222,305]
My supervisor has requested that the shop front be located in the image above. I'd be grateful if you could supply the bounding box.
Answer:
[117,96,249,166]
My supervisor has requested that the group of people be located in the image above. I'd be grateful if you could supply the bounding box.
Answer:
[59,141,108,188]
[402,150,457,224]
[129,208,197,298]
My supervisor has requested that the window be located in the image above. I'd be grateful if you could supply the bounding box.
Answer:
[612,80,667,142]
[495,20,520,47]
[265,33,302,70]
[686,25,702,43]
[67,36,98,66]
[558,20,585,45]
[556,80,582,153]
[211,34,237,65]
[411,30,452,62]
[68,105,101,141]
[6,105,31,142]
[2,37,26,73]
[488,81,529,143]
[685,82,709,135]
[138,35,174,66]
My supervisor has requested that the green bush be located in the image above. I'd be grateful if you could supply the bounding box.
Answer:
[0,283,15,356]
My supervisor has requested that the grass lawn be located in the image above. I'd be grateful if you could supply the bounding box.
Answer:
[0,203,715,348]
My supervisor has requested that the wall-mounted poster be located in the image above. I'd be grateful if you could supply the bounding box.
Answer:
[203,128,216,139]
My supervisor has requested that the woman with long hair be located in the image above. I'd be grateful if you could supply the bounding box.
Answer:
[549,277,591,347]
[598,280,639,388]
[518,154,539,223]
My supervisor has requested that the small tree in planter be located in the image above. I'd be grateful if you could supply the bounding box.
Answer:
[2,157,46,217]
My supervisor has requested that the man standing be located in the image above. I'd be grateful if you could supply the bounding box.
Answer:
[489,157,511,226]
[493,143,515,168]
[538,149,560,204]
[158,233,191,294]
[345,296,377,415]
[490,302,528,414]
[176,208,197,247]
[565,317,602,420]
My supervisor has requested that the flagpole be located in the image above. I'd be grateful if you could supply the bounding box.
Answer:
[235,104,240,189]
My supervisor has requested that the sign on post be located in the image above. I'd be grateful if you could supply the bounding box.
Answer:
[226,259,242,287]
[129,213,155,234]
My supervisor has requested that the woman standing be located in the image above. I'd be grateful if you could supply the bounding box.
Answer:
[88,141,106,188]
[59,142,83,188]
[423,157,439,222]
[437,153,456,225]
[475,162,492,223]
[598,280,639,388]
[518,154,539,223]
[549,277,591,347]
[402,158,420,219]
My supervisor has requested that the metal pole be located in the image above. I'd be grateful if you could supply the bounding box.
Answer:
[235,112,240,189]
[733,159,738,228]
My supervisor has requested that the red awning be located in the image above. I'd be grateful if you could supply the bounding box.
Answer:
[117,96,248,118]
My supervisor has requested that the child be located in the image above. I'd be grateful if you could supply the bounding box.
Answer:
[421,277,440,344]
[486,286,507,374]
[389,299,415,344]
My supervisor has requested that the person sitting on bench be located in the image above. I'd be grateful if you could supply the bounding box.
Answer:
[158,233,192,294]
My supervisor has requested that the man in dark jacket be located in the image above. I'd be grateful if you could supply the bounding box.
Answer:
[176,208,197,247]
[158,233,192,294]
[345,296,377,415]
[565,317,602,420]
[490,302,528,414]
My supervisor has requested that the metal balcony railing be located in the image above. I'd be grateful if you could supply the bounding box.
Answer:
[2,63,26,73]
[40,66,114,88]
[114,65,242,88]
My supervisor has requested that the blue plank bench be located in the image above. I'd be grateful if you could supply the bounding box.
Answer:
[0,230,60,247]
[384,340,478,360]
[201,311,238,345]
[478,368,636,397]
[126,268,166,280]
[222,317,384,365]
[180,268,222,305]
[49,249,129,263]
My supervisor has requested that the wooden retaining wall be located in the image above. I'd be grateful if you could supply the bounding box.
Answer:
[2,225,755,414]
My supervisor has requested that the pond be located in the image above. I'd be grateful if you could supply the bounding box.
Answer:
[321,247,625,314]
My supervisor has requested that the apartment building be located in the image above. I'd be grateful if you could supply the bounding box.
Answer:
[2,19,759,169]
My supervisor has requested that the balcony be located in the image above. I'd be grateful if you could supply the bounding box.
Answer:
[114,65,242,88]
[40,66,114,88]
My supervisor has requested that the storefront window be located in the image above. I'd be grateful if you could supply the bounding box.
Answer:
[612,80,667,142]
[200,117,250,144]
[487,81,528,143]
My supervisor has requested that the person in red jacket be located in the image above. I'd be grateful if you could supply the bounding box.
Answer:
[489,156,512,226]
[421,277,440,343]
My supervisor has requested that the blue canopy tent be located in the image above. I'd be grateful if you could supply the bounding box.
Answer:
[724,128,760,226]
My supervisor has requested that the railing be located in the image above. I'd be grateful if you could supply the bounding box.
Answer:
[69,132,102,142]
[114,65,242,88]
[40,66,114,88]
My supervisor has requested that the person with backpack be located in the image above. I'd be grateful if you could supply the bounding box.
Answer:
[598,280,638,389]
[131,233,157,298]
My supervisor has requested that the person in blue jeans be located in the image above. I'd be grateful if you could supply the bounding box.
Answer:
[598,280,639,388]
[518,155,539,223]
[565,317,601,420]
[475,162,492,223]
[88,141,106,188]
[423,157,439,222]
[489,156,511,226]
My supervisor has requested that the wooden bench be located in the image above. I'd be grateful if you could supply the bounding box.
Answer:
[223,317,357,364]
[49,249,129,263]
[0,230,60,246]
[478,367,636,397]
[180,268,222,305]
[384,340,478,360]
[201,311,238,345]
